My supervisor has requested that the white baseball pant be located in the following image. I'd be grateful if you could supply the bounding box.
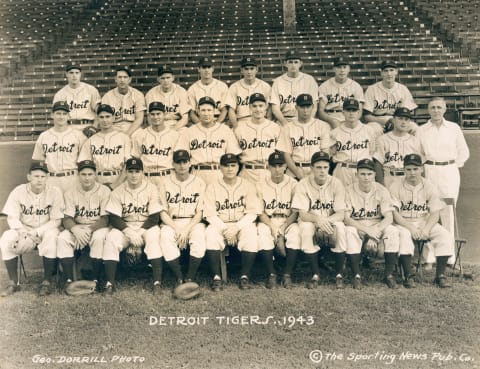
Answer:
[205,222,258,252]
[298,221,347,254]
[397,220,454,257]
[0,227,59,260]
[103,226,162,261]
[257,217,300,251]
[160,219,206,262]
[57,227,110,259]
[192,168,222,185]
[47,173,78,193]
[239,168,269,184]
[333,166,358,187]
[345,224,400,254]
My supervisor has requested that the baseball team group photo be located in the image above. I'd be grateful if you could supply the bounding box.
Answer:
[0,0,479,368]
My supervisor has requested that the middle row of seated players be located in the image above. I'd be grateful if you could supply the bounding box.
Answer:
[49,149,453,295]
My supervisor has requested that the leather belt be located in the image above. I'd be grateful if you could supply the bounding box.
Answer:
[192,164,220,170]
[144,170,171,177]
[388,170,405,176]
[325,109,343,113]
[49,170,76,177]
[339,162,357,169]
[97,170,121,176]
[244,163,268,170]
[295,162,310,168]
[172,215,192,219]
[70,119,94,125]
[425,160,455,166]
[271,214,288,218]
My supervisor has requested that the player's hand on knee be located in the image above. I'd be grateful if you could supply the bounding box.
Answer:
[365,227,381,241]
[316,217,334,235]
[223,225,239,243]
[177,231,189,249]
[124,228,143,248]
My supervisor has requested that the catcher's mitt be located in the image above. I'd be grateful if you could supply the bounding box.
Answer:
[82,126,99,138]
[14,234,35,254]
[65,280,96,296]
[173,282,201,300]
[125,245,144,265]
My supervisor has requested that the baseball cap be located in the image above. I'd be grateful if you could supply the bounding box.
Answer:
[148,101,165,113]
[30,161,49,173]
[403,154,423,167]
[173,150,190,163]
[343,98,360,111]
[393,107,411,119]
[296,94,313,106]
[220,153,240,166]
[77,160,96,172]
[241,56,257,67]
[285,50,301,60]
[116,66,131,77]
[380,60,398,69]
[333,56,349,66]
[311,151,330,165]
[125,157,144,170]
[357,158,376,171]
[97,104,115,115]
[268,152,286,166]
[198,96,216,108]
[249,93,266,104]
[52,101,70,112]
[157,64,173,76]
[65,64,81,72]
[198,57,213,67]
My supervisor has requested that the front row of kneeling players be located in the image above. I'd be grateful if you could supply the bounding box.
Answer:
[0,149,454,297]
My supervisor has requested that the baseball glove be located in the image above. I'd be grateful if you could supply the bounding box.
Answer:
[364,238,379,257]
[125,245,144,265]
[65,280,96,296]
[173,282,201,300]
[14,234,35,254]
[383,118,395,133]
[82,126,99,138]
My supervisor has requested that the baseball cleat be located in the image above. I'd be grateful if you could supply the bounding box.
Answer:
[1,281,19,297]
[239,276,251,290]
[307,275,320,289]
[403,275,416,289]
[281,275,293,289]
[384,275,398,289]
[434,275,451,288]
[104,283,115,295]
[211,278,222,292]
[353,276,362,290]
[266,274,277,289]
[152,282,162,296]
[335,275,344,289]
[38,280,52,297]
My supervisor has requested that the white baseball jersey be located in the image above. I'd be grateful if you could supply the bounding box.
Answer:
[292,175,346,217]
[187,79,229,116]
[175,123,241,165]
[256,175,297,217]
[364,82,417,117]
[101,87,146,124]
[145,83,190,128]
[2,184,64,229]
[234,119,280,164]
[53,82,101,121]
[106,180,163,227]
[131,126,179,172]
[64,182,111,225]
[203,177,261,222]
[345,182,393,224]
[270,72,318,119]
[318,77,365,111]
[158,174,206,218]
[225,79,272,121]
[330,123,376,163]
[374,132,422,169]
[32,127,86,172]
[78,130,131,171]
[277,119,332,163]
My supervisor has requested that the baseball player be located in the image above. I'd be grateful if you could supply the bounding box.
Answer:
[330,98,376,186]
[78,104,131,189]
[53,64,101,131]
[103,158,163,294]
[364,60,418,137]
[256,152,300,289]
[389,153,454,288]
[158,150,207,286]
[32,101,86,192]
[318,56,365,129]
[101,67,146,136]
[131,101,179,188]
[0,162,64,297]
[344,159,400,289]
[270,50,318,126]
[57,160,110,289]
[234,93,281,183]
[188,57,229,124]
[226,57,272,128]
[276,93,332,180]
[374,107,422,188]
[203,153,262,291]
[145,64,190,131]
[175,96,242,185]
[291,151,348,289]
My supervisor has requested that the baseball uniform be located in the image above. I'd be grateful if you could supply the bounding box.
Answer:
[145,84,190,129]
[318,77,365,122]
[53,82,101,125]
[101,87,146,133]
[187,79,229,118]
[226,79,272,123]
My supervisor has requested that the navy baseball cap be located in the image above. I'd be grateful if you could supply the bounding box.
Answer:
[97,104,115,115]
[126,158,144,170]
[311,151,330,165]
[333,56,349,66]
[296,94,313,106]
[173,150,190,163]
[30,161,49,173]
[65,64,81,72]
[357,158,375,171]
[158,64,173,76]
[380,60,398,69]
[343,98,360,111]
[220,153,240,166]
[285,50,301,60]
[77,160,96,172]
[249,93,266,104]
[198,96,216,108]
[404,154,423,167]
[241,56,257,67]
[394,107,411,119]
[149,101,165,112]
[198,57,213,67]
[268,152,286,166]
[116,66,131,77]
[52,101,70,112]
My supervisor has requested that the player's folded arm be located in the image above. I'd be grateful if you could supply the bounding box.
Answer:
[89,215,109,232]
[141,212,160,230]
[109,213,128,231]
